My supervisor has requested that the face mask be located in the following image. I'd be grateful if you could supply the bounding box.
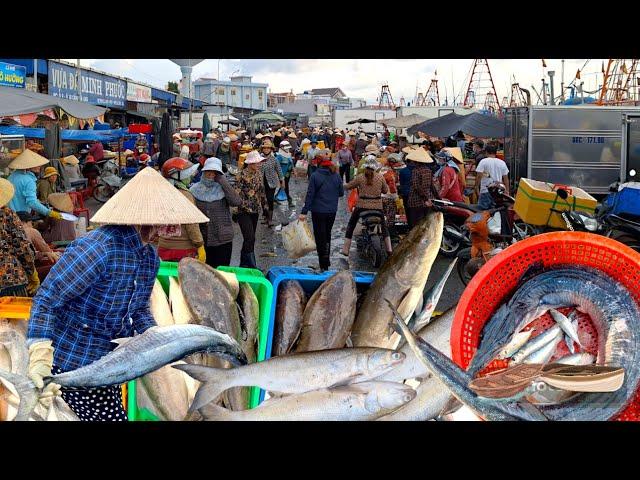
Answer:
[201,177,216,187]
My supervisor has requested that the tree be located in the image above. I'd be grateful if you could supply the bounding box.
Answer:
[167,81,179,94]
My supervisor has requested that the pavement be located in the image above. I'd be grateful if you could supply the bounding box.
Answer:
[85,172,466,313]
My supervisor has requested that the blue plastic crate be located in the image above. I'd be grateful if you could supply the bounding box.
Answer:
[262,266,376,403]
[606,185,640,218]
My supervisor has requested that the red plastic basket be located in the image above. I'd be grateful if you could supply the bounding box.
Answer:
[451,231,640,421]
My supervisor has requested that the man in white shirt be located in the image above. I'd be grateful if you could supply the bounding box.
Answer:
[475,143,509,210]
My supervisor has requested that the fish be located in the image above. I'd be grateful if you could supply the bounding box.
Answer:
[168,277,192,325]
[294,271,357,352]
[520,335,563,364]
[198,382,416,421]
[510,326,563,364]
[549,309,582,348]
[238,283,260,364]
[150,279,174,327]
[0,322,28,421]
[139,364,190,421]
[377,378,453,421]
[0,368,39,421]
[351,211,444,349]
[467,267,640,420]
[555,353,596,365]
[407,257,457,334]
[174,348,406,412]
[496,331,533,360]
[272,281,307,356]
[387,300,548,421]
[44,397,80,421]
[178,258,241,340]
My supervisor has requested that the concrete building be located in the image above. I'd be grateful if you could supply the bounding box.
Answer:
[193,75,268,111]
[267,90,296,108]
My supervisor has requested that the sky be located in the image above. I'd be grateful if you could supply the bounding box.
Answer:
[63,59,609,105]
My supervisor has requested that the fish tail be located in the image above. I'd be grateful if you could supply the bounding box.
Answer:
[0,367,38,421]
[172,364,234,413]
[199,403,234,421]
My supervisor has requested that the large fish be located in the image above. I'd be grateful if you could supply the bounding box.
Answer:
[238,283,260,364]
[139,364,190,421]
[199,382,416,421]
[178,258,241,339]
[388,301,549,421]
[0,324,246,421]
[175,348,406,412]
[294,271,357,352]
[168,277,192,325]
[273,281,307,356]
[377,379,452,421]
[150,279,174,327]
[0,321,28,421]
[466,267,640,421]
[351,212,443,349]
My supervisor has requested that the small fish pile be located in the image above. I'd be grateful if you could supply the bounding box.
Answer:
[389,265,640,421]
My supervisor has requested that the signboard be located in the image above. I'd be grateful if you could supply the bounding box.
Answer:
[136,102,161,118]
[48,60,126,108]
[127,82,152,103]
[0,61,26,88]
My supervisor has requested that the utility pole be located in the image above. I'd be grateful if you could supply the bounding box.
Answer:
[541,78,548,105]
[560,59,565,103]
[548,71,556,105]
[33,59,37,92]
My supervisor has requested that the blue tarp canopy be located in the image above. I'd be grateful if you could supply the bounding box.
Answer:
[0,125,128,141]
[152,88,176,104]
[407,112,505,138]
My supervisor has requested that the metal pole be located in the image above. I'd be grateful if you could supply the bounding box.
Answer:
[33,58,37,92]
[189,59,193,127]
[561,60,565,103]
[77,59,82,101]
[548,71,556,105]
[541,79,547,105]
[217,59,221,108]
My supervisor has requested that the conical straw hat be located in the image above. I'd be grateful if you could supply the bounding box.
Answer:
[90,167,209,225]
[48,193,74,213]
[0,178,15,207]
[406,147,434,163]
[62,155,80,166]
[8,149,49,169]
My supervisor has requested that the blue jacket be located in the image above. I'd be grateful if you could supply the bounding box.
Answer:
[398,164,414,197]
[276,152,294,177]
[7,170,51,216]
[301,167,344,215]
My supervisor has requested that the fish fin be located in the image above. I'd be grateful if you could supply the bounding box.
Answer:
[237,303,248,342]
[188,382,227,413]
[328,373,362,388]
[182,409,204,421]
[438,396,463,417]
[110,337,134,349]
[0,367,39,421]
[397,287,422,321]
[345,336,353,348]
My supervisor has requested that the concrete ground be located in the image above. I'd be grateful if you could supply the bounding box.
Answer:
[85,172,466,313]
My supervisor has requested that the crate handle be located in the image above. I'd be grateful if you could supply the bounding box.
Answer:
[552,184,573,196]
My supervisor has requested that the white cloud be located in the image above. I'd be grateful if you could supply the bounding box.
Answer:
[72,58,607,104]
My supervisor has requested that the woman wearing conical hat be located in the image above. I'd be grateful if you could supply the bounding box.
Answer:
[26,167,208,422]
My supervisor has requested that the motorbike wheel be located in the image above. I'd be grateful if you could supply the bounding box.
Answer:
[93,182,113,203]
[513,220,537,240]
[370,235,383,268]
[607,230,640,253]
[457,247,474,285]
[440,225,462,257]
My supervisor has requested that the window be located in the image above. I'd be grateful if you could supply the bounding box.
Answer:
[216,87,225,95]
[231,88,236,96]
[258,90,263,99]
[245,94,250,100]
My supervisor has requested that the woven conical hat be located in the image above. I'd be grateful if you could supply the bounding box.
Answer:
[48,193,74,213]
[0,178,15,207]
[90,167,209,225]
[8,149,49,169]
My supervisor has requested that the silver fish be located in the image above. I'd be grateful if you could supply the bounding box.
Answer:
[549,309,582,348]
[510,326,563,364]
[520,335,563,364]
[377,379,452,421]
[496,331,533,360]
[555,353,596,366]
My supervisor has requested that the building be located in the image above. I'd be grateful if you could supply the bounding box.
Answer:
[268,90,296,108]
[307,87,346,99]
[193,75,268,111]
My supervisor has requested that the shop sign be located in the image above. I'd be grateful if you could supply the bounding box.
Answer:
[127,82,152,102]
[48,60,126,108]
[0,61,26,88]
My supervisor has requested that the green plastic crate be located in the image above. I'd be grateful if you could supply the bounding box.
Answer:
[128,262,274,421]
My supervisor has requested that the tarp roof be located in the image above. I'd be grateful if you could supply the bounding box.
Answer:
[0,125,127,141]
[407,112,505,138]
[377,114,427,129]
[0,86,107,119]
[250,112,286,122]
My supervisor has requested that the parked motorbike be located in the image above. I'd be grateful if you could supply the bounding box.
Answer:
[597,182,640,252]
[92,159,133,203]
[435,201,475,257]
[355,210,387,268]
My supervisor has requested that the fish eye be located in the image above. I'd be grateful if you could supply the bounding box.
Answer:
[403,394,414,402]
[392,352,402,360]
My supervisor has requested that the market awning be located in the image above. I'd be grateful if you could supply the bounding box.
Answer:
[0,85,107,119]
[407,112,505,138]
[0,125,127,141]
[347,118,376,124]
[218,119,240,126]
[377,114,427,129]
[250,112,286,122]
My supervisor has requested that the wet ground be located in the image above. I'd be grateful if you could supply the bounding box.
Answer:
[86,173,466,312]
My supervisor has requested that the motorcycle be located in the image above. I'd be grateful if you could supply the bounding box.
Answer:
[436,201,475,257]
[597,182,640,252]
[92,159,133,203]
[355,210,387,268]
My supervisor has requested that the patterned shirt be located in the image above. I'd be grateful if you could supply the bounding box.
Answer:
[0,206,35,289]
[236,168,267,214]
[28,225,159,371]
[408,164,434,208]
[261,153,284,189]
[345,173,389,210]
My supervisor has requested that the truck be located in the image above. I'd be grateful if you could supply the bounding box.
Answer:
[332,108,397,133]
[504,105,640,195]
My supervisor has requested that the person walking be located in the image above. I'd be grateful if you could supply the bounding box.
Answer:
[355,133,368,163]
[475,143,509,210]
[336,142,354,183]
[259,139,285,227]
[157,157,205,262]
[341,156,393,258]
[305,140,320,178]
[216,136,236,170]
[190,157,243,268]
[276,140,295,207]
[299,155,344,271]
[235,151,268,269]
[405,147,435,229]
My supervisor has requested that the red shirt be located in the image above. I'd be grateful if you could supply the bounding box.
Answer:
[89,142,104,162]
[438,165,464,202]
[383,169,397,194]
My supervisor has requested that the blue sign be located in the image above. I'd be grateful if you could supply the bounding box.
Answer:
[48,60,126,108]
[0,61,26,88]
